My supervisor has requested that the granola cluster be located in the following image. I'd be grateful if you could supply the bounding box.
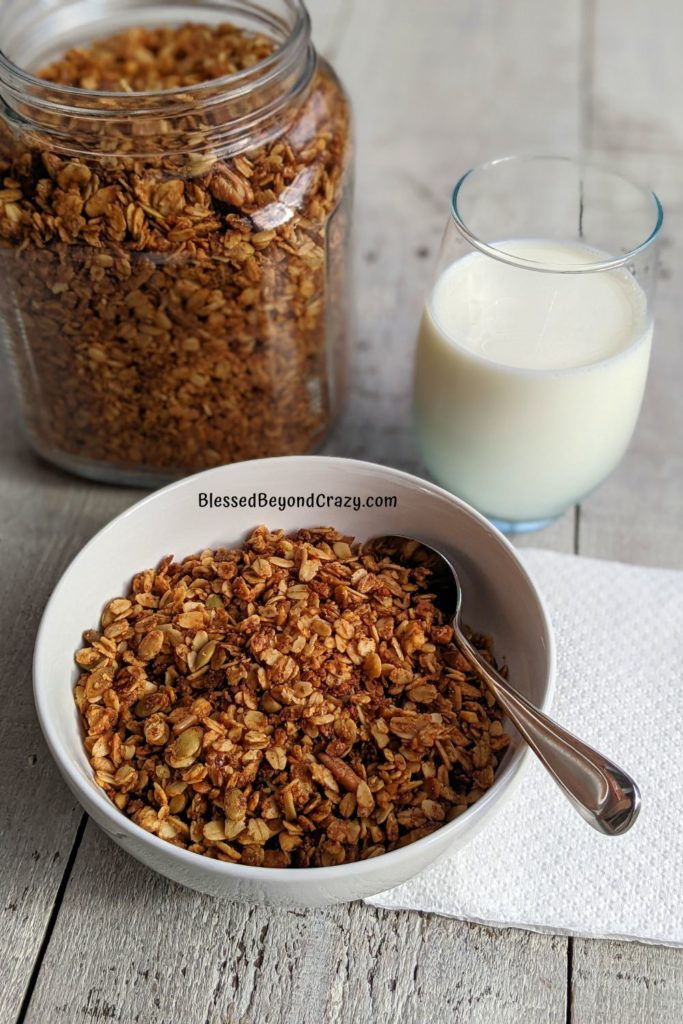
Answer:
[0,23,351,479]
[74,527,510,868]
[38,23,275,91]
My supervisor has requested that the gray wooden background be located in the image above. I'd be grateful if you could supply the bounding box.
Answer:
[2,1,682,1022]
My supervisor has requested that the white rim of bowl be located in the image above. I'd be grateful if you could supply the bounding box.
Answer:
[33,455,556,884]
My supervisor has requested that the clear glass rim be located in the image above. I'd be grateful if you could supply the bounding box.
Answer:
[0,0,309,110]
[450,154,664,274]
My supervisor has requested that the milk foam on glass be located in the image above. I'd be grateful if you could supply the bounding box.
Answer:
[414,156,663,531]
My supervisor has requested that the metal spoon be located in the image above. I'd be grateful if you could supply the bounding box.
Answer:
[367,535,640,836]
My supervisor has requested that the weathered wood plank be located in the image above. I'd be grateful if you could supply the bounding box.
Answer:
[0,403,145,1024]
[4,2,586,1022]
[586,0,683,156]
[319,0,580,552]
[514,510,576,555]
[572,1,683,1021]
[572,940,683,1024]
[24,826,568,1024]
[577,0,683,568]
[322,0,582,494]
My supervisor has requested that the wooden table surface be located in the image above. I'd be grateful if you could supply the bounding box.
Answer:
[2,2,683,1021]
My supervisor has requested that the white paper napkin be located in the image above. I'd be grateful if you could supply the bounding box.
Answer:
[366,548,683,946]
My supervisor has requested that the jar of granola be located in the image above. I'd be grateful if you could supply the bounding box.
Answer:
[0,1,352,484]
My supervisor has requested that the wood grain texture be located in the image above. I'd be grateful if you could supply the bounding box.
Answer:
[576,0,683,569]
[569,2,683,1020]
[0,395,145,1023]
[320,0,582,479]
[3,0,681,1022]
[23,825,568,1024]
[3,2,582,1023]
[571,940,683,1024]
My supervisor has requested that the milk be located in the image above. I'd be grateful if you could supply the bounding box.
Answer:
[414,239,653,523]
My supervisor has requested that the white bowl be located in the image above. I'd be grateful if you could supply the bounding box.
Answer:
[34,456,554,907]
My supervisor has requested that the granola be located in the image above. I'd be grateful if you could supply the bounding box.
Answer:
[0,23,351,480]
[74,527,511,867]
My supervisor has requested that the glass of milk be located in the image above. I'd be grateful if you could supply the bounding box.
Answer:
[413,155,663,532]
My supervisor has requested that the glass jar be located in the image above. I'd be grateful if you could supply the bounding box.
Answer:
[0,0,352,485]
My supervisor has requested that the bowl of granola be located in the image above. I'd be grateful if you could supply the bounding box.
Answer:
[34,456,554,906]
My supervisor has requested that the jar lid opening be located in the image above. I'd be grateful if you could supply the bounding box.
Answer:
[0,0,310,108]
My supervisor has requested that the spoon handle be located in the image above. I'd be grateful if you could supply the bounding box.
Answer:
[456,633,641,836]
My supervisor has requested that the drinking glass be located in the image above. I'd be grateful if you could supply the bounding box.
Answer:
[413,155,663,532]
